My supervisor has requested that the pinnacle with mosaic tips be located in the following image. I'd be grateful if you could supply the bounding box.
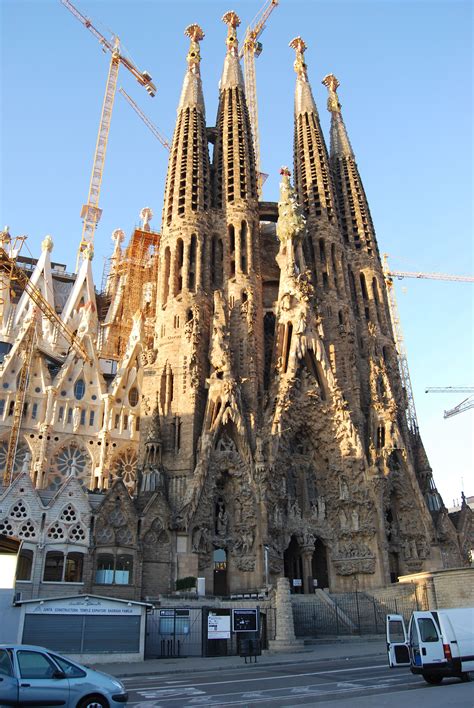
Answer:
[222,11,241,55]
[184,24,204,74]
[289,36,308,81]
[322,73,341,113]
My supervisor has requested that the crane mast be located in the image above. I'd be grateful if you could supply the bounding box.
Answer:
[240,0,279,197]
[60,0,156,270]
[119,88,171,151]
[2,321,36,487]
[383,254,474,432]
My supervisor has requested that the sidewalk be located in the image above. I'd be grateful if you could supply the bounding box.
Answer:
[91,637,388,679]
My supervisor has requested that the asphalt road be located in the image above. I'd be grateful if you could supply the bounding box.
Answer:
[120,657,473,707]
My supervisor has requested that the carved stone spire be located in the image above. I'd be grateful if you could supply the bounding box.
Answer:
[213,11,257,206]
[162,24,210,226]
[177,24,205,111]
[322,74,354,159]
[290,37,335,221]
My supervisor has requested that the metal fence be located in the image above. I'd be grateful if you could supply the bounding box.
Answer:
[145,605,274,659]
[292,586,428,637]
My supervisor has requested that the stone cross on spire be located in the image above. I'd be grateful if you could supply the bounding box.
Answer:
[185,23,204,76]
[289,36,308,82]
[222,11,241,56]
[322,73,341,114]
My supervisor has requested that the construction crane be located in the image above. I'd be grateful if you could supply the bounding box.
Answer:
[60,0,156,271]
[425,387,474,419]
[239,0,279,197]
[119,88,171,151]
[382,255,474,433]
[0,245,90,486]
[387,269,474,283]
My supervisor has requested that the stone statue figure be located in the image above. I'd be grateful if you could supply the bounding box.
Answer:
[216,500,229,537]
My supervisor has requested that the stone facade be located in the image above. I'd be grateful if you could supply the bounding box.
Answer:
[0,15,471,603]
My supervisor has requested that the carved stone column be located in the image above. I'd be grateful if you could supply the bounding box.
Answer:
[268,577,304,652]
[301,547,314,594]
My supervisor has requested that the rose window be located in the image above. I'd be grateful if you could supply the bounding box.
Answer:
[18,521,37,539]
[69,524,86,542]
[0,519,14,535]
[47,445,91,490]
[47,523,65,540]
[9,500,28,519]
[60,504,78,523]
[116,526,133,546]
[109,448,138,491]
[96,526,114,545]
[0,442,30,476]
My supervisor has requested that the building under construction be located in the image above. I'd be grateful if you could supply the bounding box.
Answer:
[0,10,471,603]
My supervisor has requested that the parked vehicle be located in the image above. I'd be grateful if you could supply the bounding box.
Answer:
[386,608,474,684]
[0,644,128,707]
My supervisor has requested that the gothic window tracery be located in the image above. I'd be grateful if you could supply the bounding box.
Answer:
[48,444,91,490]
[0,441,30,477]
[109,448,138,491]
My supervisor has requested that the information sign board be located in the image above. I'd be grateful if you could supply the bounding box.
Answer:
[207,612,231,639]
[232,608,259,633]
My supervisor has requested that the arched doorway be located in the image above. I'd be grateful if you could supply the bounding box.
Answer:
[213,548,227,596]
[284,536,303,593]
[311,538,329,589]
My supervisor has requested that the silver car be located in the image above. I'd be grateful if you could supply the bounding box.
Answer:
[0,644,128,707]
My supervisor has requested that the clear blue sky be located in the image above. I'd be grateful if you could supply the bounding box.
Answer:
[1,0,473,505]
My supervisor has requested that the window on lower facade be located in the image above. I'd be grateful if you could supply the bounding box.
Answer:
[43,551,84,582]
[16,549,34,581]
[95,553,133,585]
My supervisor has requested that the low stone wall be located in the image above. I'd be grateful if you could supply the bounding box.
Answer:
[398,566,474,609]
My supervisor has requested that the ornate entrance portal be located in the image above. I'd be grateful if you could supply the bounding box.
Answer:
[312,538,329,589]
[213,548,227,596]
[284,536,304,593]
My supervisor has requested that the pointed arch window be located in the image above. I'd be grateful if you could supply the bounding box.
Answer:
[74,379,86,401]
[360,273,370,320]
[240,221,248,274]
[188,234,197,291]
[211,235,223,288]
[228,224,236,277]
[174,239,184,296]
[162,246,171,306]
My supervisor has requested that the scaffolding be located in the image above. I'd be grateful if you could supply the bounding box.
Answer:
[99,227,159,359]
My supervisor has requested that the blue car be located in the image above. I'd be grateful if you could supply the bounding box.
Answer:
[0,644,128,707]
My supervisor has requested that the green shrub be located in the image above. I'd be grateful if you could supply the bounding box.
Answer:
[176,576,197,591]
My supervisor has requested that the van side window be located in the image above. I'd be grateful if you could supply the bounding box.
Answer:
[418,618,439,642]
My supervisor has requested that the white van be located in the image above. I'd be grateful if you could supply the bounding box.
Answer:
[386,608,474,684]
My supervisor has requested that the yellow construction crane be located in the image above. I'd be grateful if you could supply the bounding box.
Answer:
[0,245,90,486]
[382,255,474,433]
[119,88,171,152]
[60,0,156,271]
[425,387,474,419]
[239,0,279,197]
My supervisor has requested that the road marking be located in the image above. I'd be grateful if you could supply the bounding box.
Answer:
[125,661,390,692]
[126,676,420,706]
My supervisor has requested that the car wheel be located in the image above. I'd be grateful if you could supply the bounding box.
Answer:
[422,673,443,685]
[460,672,471,682]
[77,695,109,708]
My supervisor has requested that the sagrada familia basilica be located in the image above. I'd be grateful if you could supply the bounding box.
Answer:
[0,13,471,602]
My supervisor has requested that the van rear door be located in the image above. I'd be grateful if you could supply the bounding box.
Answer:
[386,614,410,667]
[413,611,446,668]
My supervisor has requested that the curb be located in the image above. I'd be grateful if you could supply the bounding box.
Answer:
[107,650,387,679]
